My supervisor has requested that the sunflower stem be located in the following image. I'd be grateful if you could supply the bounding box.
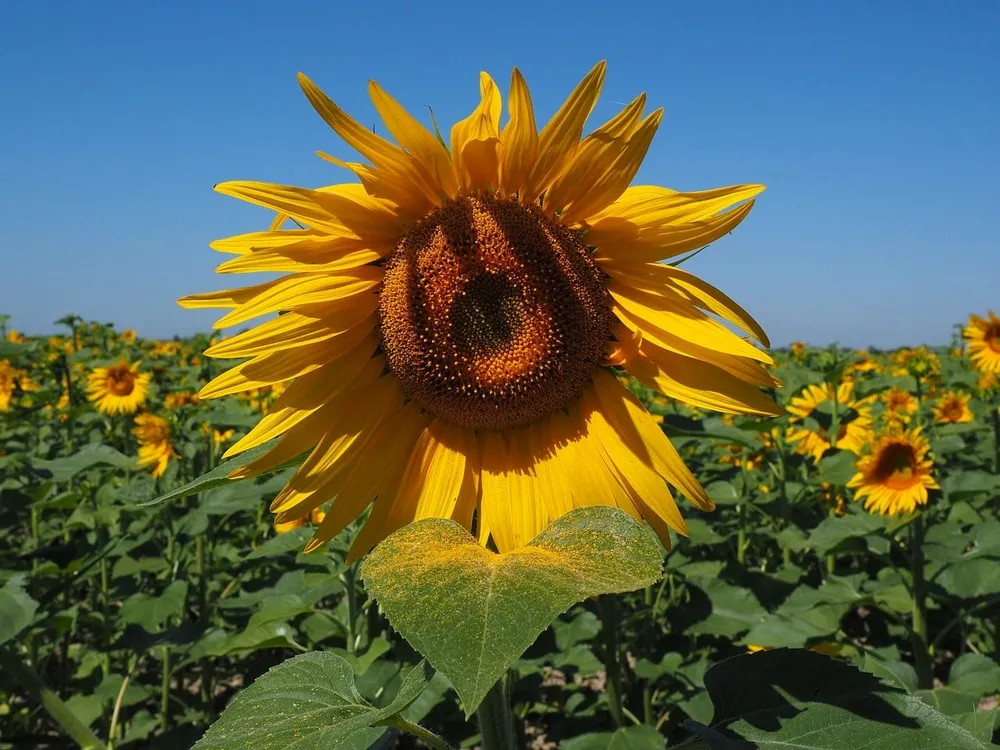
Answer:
[991,403,1000,474]
[641,585,655,725]
[476,675,516,750]
[910,513,933,688]
[0,645,107,749]
[381,715,454,750]
[598,595,627,727]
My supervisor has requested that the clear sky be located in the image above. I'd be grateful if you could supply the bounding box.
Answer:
[1,1,997,348]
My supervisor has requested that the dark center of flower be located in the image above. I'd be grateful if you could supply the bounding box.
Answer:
[106,366,135,396]
[872,442,917,485]
[985,324,1000,353]
[379,193,613,430]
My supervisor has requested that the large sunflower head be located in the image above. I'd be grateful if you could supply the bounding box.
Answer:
[180,62,779,560]
[785,381,873,462]
[87,361,151,415]
[931,390,974,424]
[964,311,1000,374]
[133,413,175,478]
[847,427,938,516]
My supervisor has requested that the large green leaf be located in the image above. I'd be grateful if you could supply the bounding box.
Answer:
[561,725,666,750]
[141,439,303,506]
[0,576,39,645]
[193,653,432,750]
[31,444,136,481]
[361,506,663,714]
[119,580,189,632]
[948,653,1000,697]
[808,512,883,554]
[685,648,989,749]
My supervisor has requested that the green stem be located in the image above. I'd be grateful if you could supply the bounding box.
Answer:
[196,532,213,717]
[342,562,359,653]
[598,596,626,727]
[0,646,107,749]
[736,503,747,565]
[160,646,171,731]
[381,716,454,750]
[992,405,1000,475]
[910,514,933,688]
[476,678,516,750]
[641,586,654,725]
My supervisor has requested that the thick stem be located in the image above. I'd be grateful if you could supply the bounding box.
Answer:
[598,596,626,727]
[342,562,359,653]
[476,678,516,750]
[910,514,933,688]
[160,646,171,731]
[0,646,106,749]
[736,504,747,566]
[992,405,1000,475]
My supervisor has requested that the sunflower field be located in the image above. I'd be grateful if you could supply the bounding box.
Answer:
[3,311,1000,749]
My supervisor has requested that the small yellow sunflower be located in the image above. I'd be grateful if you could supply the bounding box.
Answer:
[180,62,780,560]
[133,414,176,478]
[87,361,151,415]
[847,427,937,516]
[931,391,974,424]
[892,347,940,379]
[120,329,138,343]
[790,342,806,360]
[964,312,1000,374]
[786,382,873,462]
[0,361,16,412]
[6,330,25,344]
[844,352,881,378]
[882,388,917,424]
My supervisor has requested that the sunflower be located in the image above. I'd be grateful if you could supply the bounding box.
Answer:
[847,427,938,516]
[843,351,881,378]
[6,330,25,344]
[892,347,940,380]
[964,312,1000,374]
[931,390,974,424]
[180,62,779,560]
[790,342,806,360]
[87,361,151,415]
[786,382,873,462]
[882,387,917,425]
[133,414,176,478]
[0,361,16,412]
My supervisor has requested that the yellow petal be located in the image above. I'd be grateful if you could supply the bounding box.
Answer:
[222,333,379,457]
[215,245,382,276]
[590,369,713,511]
[544,93,646,215]
[561,108,664,224]
[209,229,318,256]
[521,61,606,202]
[298,73,442,212]
[450,72,502,192]
[177,278,284,310]
[609,281,771,364]
[604,262,769,347]
[368,80,457,200]
[213,268,382,328]
[204,301,376,358]
[498,68,538,197]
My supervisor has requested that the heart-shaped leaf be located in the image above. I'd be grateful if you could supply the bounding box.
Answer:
[360,506,663,714]
[193,653,432,750]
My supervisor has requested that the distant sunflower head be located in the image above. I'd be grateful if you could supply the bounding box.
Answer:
[892,347,940,379]
[180,62,779,560]
[847,427,938,516]
[790,342,806,360]
[931,390,974,424]
[785,382,873,462]
[964,311,1000,374]
[133,414,175,478]
[164,391,200,410]
[87,361,151,415]
[0,360,16,412]
[844,352,881,378]
[882,388,917,424]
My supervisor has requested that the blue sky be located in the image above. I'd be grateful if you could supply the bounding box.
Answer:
[1,1,996,348]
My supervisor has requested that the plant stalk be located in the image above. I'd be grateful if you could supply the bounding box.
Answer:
[0,646,106,749]
[910,514,933,688]
[598,595,627,727]
[382,716,453,750]
[476,677,516,750]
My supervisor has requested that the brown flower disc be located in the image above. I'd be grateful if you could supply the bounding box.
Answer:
[379,193,613,430]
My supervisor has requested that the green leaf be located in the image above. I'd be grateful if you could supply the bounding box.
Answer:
[141,439,303,507]
[31,444,136,482]
[863,654,919,693]
[807,512,883,554]
[360,506,663,715]
[560,724,666,750]
[948,653,1000,697]
[119,580,189,632]
[0,577,39,645]
[245,527,313,561]
[705,481,740,505]
[817,449,858,485]
[685,648,989,749]
[687,579,767,638]
[193,653,432,750]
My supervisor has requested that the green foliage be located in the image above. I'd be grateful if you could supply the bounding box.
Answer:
[360,507,663,714]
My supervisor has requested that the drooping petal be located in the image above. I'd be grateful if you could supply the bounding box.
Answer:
[450,72,502,192]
